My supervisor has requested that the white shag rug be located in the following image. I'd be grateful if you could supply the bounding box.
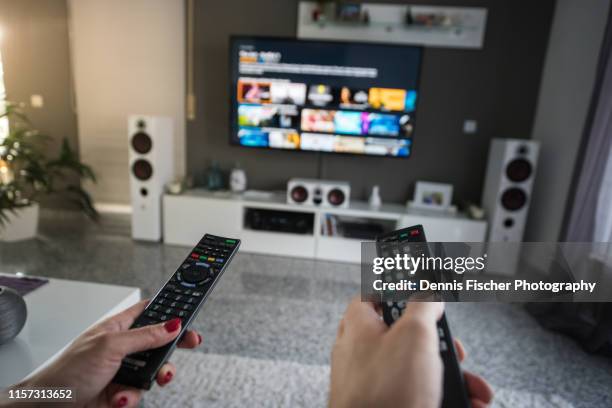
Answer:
[144,350,573,408]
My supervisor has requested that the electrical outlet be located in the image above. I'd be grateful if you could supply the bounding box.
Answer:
[30,94,44,108]
[463,119,478,134]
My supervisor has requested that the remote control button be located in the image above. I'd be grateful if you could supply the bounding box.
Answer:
[180,262,215,285]
[151,304,162,311]
[123,357,147,368]
[145,311,158,319]
[439,340,448,352]
[182,304,194,311]
[391,307,401,321]
[192,291,203,297]
[132,316,157,328]
[159,314,169,321]
[176,274,197,288]
[186,297,196,304]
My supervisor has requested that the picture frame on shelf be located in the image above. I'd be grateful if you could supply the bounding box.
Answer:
[410,181,453,212]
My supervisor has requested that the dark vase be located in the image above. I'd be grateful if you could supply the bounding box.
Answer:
[0,286,27,345]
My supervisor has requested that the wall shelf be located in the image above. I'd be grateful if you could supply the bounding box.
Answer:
[297,2,487,49]
[163,189,487,263]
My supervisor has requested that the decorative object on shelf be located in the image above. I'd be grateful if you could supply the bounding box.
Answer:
[368,185,382,209]
[409,181,453,212]
[206,161,224,191]
[0,102,98,242]
[466,202,485,220]
[336,3,368,24]
[298,2,487,49]
[166,180,184,195]
[229,163,247,193]
[0,286,27,345]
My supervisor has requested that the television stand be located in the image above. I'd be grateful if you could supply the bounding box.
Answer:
[162,189,487,263]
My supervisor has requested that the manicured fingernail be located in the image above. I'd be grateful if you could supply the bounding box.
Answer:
[114,396,128,407]
[164,371,173,384]
[164,318,181,332]
[197,334,202,345]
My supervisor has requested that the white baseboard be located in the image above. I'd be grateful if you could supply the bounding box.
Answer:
[94,203,132,214]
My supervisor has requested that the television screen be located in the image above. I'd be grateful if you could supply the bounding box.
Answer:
[229,37,422,158]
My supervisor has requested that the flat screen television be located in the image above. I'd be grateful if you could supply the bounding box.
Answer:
[229,36,422,158]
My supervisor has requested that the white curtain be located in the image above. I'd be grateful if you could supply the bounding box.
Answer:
[593,142,612,263]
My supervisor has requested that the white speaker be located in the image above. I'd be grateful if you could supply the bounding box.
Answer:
[287,178,350,208]
[482,138,539,242]
[128,115,174,241]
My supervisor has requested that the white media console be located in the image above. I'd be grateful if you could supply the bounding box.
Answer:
[163,189,487,263]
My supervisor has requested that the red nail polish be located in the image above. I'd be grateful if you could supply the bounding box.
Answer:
[164,371,173,384]
[115,396,128,407]
[197,334,202,344]
[164,318,181,332]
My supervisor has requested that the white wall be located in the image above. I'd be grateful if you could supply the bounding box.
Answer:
[68,0,185,206]
[526,0,610,242]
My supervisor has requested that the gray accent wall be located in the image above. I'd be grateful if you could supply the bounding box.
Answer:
[187,0,555,204]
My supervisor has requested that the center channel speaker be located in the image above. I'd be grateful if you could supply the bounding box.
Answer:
[128,115,174,241]
[287,178,350,208]
[481,138,539,242]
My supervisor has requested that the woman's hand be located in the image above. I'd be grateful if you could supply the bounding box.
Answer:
[12,300,202,408]
[329,297,493,408]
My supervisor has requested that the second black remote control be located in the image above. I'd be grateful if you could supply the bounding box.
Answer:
[376,225,471,408]
[112,234,240,390]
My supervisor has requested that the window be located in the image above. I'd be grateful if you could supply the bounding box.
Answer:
[0,44,8,142]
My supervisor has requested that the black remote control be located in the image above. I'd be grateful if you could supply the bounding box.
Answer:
[113,234,240,390]
[376,225,470,408]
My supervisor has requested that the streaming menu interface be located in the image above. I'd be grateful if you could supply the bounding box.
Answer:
[230,37,422,158]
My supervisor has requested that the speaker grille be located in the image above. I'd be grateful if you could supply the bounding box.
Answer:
[131,131,153,154]
[327,188,346,206]
[290,185,308,203]
[132,159,153,181]
[501,188,527,211]
[505,158,532,183]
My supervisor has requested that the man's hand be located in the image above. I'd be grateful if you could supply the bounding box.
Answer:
[329,297,493,408]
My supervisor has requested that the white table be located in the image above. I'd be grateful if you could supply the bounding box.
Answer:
[0,274,140,388]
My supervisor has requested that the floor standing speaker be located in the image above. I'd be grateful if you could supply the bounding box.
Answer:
[481,139,539,276]
[128,115,174,241]
[482,138,539,242]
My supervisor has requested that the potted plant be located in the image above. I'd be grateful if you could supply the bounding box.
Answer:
[0,102,98,241]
